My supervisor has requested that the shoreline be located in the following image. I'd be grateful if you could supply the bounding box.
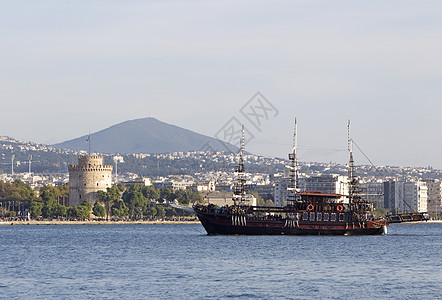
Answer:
[1,220,441,226]
[0,220,201,226]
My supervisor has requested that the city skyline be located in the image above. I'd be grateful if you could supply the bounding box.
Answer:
[1,1,442,168]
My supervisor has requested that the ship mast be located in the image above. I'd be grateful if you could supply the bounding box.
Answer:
[348,120,355,206]
[287,118,298,206]
[233,126,247,205]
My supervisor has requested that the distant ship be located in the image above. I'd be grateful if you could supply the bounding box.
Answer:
[193,120,428,235]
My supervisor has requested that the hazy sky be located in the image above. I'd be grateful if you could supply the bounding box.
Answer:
[1,1,442,168]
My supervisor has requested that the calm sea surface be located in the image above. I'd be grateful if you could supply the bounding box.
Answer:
[0,223,440,299]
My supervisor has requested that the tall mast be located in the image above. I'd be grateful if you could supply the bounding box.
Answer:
[287,118,298,206]
[348,120,354,205]
[86,132,91,156]
[233,126,246,205]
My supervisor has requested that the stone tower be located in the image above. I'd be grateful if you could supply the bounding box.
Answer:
[68,155,113,207]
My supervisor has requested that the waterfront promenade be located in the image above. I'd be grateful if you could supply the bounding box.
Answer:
[1,220,440,225]
[0,220,200,225]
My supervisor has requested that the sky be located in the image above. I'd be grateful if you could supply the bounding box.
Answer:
[1,0,442,168]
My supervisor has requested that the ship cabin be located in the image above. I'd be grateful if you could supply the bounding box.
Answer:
[297,191,349,223]
[298,191,346,212]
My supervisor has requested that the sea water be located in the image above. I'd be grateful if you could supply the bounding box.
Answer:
[0,223,440,299]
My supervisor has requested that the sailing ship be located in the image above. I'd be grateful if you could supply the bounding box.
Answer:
[193,121,428,235]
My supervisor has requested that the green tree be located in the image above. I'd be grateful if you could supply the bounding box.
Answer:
[39,185,58,218]
[41,205,52,218]
[52,204,67,218]
[111,201,129,219]
[68,206,80,219]
[184,189,202,205]
[29,200,43,217]
[123,186,148,219]
[159,188,176,203]
[98,185,122,220]
[156,205,166,220]
[175,189,186,204]
[165,207,176,217]
[0,180,35,214]
[146,206,157,219]
[93,203,106,218]
[8,180,34,202]
[78,200,92,219]
[142,185,160,201]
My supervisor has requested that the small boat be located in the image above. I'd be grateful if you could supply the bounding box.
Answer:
[193,121,428,235]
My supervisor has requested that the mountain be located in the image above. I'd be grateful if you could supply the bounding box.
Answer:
[52,117,238,154]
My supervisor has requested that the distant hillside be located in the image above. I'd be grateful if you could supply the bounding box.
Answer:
[52,117,237,154]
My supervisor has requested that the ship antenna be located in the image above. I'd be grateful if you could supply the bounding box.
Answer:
[233,126,246,205]
[348,120,354,206]
[86,132,91,156]
[287,118,298,206]
[239,125,245,171]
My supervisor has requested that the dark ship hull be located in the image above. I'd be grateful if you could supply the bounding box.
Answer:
[194,207,387,236]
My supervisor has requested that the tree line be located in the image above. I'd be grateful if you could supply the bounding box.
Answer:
[0,180,200,220]
[98,184,201,220]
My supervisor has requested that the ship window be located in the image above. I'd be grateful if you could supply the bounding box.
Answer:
[323,213,329,221]
[331,213,336,221]
[317,212,322,221]
[339,213,344,222]
[309,212,315,221]
[302,212,308,220]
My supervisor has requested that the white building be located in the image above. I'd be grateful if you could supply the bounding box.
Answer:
[384,181,427,213]
[299,175,349,196]
[273,174,349,207]
[404,181,427,212]
[273,180,289,207]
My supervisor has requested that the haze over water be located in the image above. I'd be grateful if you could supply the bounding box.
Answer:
[1,223,440,299]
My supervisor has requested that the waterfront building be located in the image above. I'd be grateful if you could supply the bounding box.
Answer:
[359,181,385,208]
[274,175,349,206]
[68,155,113,207]
[215,184,232,192]
[190,180,216,192]
[299,175,349,195]
[123,177,152,187]
[273,180,288,207]
[246,183,274,201]
[384,181,404,212]
[384,180,427,213]
[423,179,442,217]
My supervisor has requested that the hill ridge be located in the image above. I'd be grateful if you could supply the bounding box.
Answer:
[52,117,237,154]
